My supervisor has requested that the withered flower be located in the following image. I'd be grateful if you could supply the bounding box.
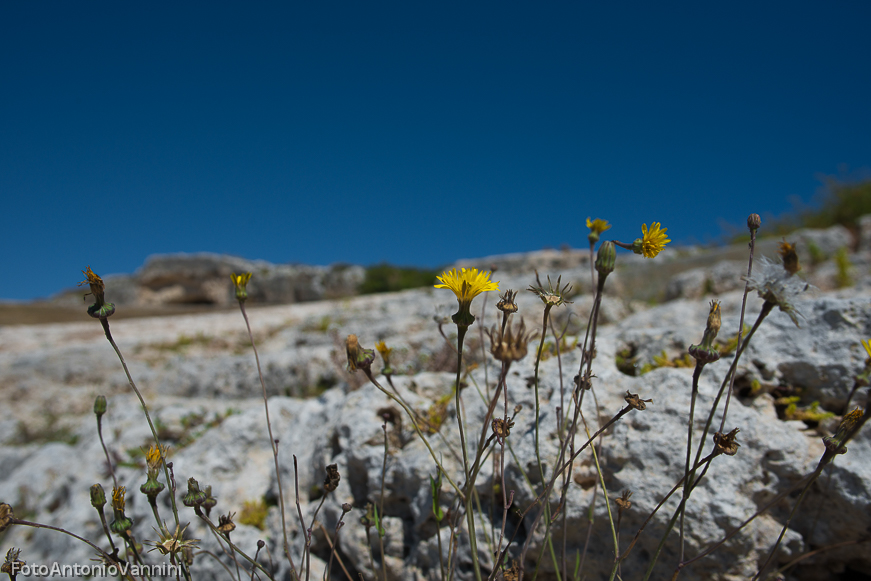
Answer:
[147,522,200,562]
[346,335,375,372]
[324,464,340,493]
[689,301,721,364]
[1,548,25,577]
[823,408,864,455]
[492,417,515,440]
[528,273,573,308]
[624,391,653,411]
[79,266,115,319]
[217,512,237,536]
[778,239,801,275]
[713,428,741,456]
[487,317,536,363]
[496,289,518,314]
[615,490,632,511]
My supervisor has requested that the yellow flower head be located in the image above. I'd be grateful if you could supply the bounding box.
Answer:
[777,240,801,275]
[586,217,613,244]
[145,444,169,473]
[862,339,871,359]
[638,222,671,258]
[112,486,126,512]
[231,272,252,302]
[586,217,612,235]
[435,268,499,305]
[435,268,499,328]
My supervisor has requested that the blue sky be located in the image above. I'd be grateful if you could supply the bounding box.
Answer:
[2,2,870,301]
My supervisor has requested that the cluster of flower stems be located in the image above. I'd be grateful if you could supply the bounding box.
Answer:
[1,216,869,581]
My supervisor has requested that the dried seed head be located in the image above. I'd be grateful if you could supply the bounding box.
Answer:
[1,548,25,576]
[713,428,741,456]
[487,318,535,363]
[496,289,519,314]
[217,512,237,536]
[0,503,13,533]
[615,490,632,511]
[624,391,653,411]
[491,417,515,440]
[147,523,200,557]
[324,464,340,493]
[528,273,573,307]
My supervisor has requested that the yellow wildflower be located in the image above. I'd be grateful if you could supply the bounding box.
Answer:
[435,268,499,328]
[860,338,870,359]
[586,217,612,244]
[435,268,499,303]
[145,444,169,473]
[112,486,126,512]
[638,222,671,258]
[375,340,392,359]
[230,272,252,302]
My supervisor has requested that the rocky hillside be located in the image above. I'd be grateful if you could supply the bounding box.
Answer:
[0,220,870,580]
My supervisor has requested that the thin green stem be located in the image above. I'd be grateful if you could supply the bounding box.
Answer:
[238,302,296,575]
[99,319,184,552]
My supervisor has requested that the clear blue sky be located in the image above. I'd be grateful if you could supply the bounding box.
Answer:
[2,2,870,301]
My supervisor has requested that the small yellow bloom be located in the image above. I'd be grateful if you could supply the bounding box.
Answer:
[862,339,871,359]
[435,268,499,304]
[639,222,671,258]
[586,217,612,235]
[231,272,252,302]
[145,444,169,472]
[375,341,392,359]
[112,486,126,512]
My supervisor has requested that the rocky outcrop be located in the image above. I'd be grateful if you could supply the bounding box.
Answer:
[55,253,365,307]
[2,221,870,581]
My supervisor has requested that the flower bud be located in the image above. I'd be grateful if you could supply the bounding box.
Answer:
[93,395,107,418]
[183,478,206,507]
[596,241,616,277]
[747,213,761,231]
[90,484,106,509]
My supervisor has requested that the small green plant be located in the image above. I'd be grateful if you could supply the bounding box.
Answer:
[359,263,439,294]
[639,350,695,374]
[237,498,269,530]
[835,246,853,288]
[806,240,825,265]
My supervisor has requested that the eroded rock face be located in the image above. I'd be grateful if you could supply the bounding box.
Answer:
[2,232,870,581]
